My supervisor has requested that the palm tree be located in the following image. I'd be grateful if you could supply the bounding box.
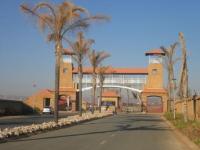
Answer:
[88,50,110,113]
[161,43,179,112]
[68,32,94,116]
[97,66,109,113]
[20,1,109,122]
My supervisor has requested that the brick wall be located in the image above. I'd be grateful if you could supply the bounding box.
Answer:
[175,96,200,120]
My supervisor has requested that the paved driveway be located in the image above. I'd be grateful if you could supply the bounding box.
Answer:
[0,113,197,150]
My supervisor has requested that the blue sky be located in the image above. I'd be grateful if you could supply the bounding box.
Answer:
[0,0,200,96]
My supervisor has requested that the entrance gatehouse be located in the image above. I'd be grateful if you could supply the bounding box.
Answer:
[25,49,168,113]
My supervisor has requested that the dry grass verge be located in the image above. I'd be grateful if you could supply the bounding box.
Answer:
[164,112,200,146]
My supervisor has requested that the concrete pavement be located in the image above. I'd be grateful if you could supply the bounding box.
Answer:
[0,113,198,150]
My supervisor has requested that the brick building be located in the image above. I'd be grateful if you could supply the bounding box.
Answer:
[24,49,168,113]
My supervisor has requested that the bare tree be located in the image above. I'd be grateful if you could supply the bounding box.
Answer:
[178,32,189,122]
[178,32,189,98]
[88,50,110,113]
[68,32,94,116]
[161,43,179,112]
[97,66,109,113]
[21,1,109,122]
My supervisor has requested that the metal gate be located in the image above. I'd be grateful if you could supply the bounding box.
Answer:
[147,96,163,113]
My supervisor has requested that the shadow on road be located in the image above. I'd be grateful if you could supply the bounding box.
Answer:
[7,123,170,143]
[82,115,163,126]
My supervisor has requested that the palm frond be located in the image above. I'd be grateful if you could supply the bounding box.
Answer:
[20,4,54,31]
[69,32,94,65]
[88,50,110,74]
[20,4,32,14]
[32,2,56,18]
[47,33,56,42]
[96,51,110,65]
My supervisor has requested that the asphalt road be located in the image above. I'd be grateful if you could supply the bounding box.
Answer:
[0,112,78,129]
[0,113,196,150]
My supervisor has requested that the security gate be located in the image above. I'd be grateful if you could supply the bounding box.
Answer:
[147,96,163,113]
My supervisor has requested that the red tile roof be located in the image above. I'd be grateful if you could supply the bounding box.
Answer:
[36,89,53,97]
[50,87,76,92]
[101,91,120,97]
[62,48,75,55]
[145,49,165,56]
[73,67,148,74]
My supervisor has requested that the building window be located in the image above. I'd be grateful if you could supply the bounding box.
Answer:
[152,69,157,75]
[44,98,50,107]
[63,68,68,74]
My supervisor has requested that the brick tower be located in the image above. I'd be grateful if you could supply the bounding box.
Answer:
[59,51,77,111]
[141,49,168,113]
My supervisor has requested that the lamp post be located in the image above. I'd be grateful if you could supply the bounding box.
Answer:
[172,78,176,120]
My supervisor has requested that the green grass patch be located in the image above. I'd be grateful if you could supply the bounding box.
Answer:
[164,112,200,147]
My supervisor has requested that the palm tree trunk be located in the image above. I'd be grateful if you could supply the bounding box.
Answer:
[92,73,96,114]
[168,64,174,112]
[54,43,62,123]
[99,82,103,113]
[78,64,83,116]
[168,74,171,112]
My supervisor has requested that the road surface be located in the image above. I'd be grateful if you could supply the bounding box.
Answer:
[0,113,196,150]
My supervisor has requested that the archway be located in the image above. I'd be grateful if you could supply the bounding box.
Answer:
[146,96,163,113]
[78,85,142,93]
[78,85,143,112]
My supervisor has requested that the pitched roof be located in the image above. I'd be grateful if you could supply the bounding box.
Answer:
[145,49,165,56]
[73,67,148,74]
[33,89,53,97]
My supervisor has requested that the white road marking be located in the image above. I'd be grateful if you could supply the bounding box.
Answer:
[110,134,115,137]
[100,140,107,145]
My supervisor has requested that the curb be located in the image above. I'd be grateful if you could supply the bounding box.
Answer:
[161,115,200,150]
[0,113,113,143]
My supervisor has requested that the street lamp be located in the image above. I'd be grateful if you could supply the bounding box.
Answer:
[172,78,176,120]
